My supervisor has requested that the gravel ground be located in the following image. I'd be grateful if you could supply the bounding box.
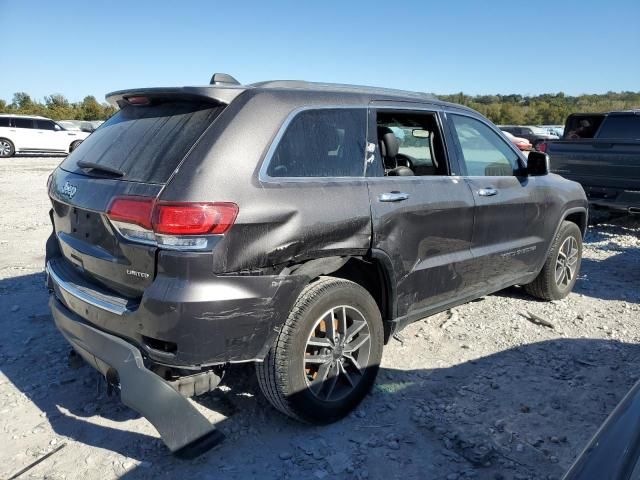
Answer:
[1,156,639,480]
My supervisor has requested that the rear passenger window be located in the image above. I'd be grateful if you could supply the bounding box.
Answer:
[564,115,605,139]
[596,115,640,140]
[14,118,34,129]
[267,109,366,177]
[451,115,520,176]
[0,118,10,127]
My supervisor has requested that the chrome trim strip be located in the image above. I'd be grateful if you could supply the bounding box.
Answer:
[46,261,127,316]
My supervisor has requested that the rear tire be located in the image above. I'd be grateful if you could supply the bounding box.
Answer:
[524,221,582,300]
[0,138,15,158]
[256,276,383,424]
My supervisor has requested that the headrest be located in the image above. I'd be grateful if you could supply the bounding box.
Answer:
[378,127,399,158]
[387,166,414,176]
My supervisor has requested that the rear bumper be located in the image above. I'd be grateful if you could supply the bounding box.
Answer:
[45,255,306,366]
[581,186,640,212]
[49,295,224,455]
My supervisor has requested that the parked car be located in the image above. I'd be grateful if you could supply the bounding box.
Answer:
[57,120,82,131]
[499,125,559,150]
[60,120,104,133]
[0,114,89,157]
[45,74,588,456]
[502,130,533,151]
[538,125,564,138]
[547,111,640,214]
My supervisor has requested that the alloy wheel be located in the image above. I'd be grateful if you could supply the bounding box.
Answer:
[303,305,371,402]
[0,140,11,157]
[555,236,579,288]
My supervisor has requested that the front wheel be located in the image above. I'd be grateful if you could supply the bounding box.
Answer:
[524,221,583,300]
[256,277,384,424]
[0,138,15,158]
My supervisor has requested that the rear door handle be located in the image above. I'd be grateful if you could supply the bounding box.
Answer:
[477,187,498,197]
[378,191,410,202]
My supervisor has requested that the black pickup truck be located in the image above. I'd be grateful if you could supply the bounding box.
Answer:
[547,111,640,214]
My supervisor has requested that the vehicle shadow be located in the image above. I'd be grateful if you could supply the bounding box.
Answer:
[125,338,640,480]
[1,273,638,479]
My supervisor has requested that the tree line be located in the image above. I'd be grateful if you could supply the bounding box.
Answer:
[0,92,117,121]
[1,90,639,125]
[436,91,640,125]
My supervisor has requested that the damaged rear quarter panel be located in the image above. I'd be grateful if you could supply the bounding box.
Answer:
[150,90,372,363]
[160,90,373,273]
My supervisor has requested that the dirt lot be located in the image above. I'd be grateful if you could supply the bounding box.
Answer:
[1,156,639,480]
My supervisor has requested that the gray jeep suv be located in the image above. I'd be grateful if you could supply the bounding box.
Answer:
[45,74,588,456]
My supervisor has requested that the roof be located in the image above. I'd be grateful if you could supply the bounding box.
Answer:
[0,113,49,119]
[248,80,437,101]
[106,77,471,112]
[568,110,640,116]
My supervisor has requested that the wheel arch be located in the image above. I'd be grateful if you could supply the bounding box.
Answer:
[534,206,588,278]
[563,208,588,238]
[285,251,397,343]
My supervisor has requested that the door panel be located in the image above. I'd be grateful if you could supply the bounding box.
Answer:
[35,119,64,151]
[368,177,475,319]
[367,106,475,322]
[33,128,57,150]
[447,113,546,291]
[465,176,546,288]
[11,118,36,149]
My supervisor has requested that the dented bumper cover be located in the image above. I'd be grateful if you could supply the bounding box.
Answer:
[46,255,307,367]
[49,296,224,455]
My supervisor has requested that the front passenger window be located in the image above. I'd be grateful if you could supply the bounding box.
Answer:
[36,120,56,130]
[450,115,520,176]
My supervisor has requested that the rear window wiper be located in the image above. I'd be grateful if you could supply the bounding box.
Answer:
[77,160,125,177]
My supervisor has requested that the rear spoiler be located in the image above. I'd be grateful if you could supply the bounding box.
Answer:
[106,86,245,108]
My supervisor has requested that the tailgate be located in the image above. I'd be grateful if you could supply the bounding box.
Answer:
[49,169,162,298]
[49,95,228,298]
[549,140,640,190]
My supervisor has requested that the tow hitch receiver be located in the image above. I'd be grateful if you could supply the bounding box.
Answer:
[50,297,224,458]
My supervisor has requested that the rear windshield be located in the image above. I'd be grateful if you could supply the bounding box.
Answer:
[563,114,605,140]
[596,115,640,140]
[61,100,225,183]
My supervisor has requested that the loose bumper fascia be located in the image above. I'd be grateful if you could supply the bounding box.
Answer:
[49,296,224,457]
[45,256,308,366]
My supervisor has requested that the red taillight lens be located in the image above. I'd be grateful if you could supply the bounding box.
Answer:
[153,203,238,235]
[107,197,154,229]
[537,142,548,153]
[107,197,238,236]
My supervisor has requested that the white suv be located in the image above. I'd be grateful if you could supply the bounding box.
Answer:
[0,114,90,157]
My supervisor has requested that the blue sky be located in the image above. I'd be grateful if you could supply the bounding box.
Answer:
[1,0,638,103]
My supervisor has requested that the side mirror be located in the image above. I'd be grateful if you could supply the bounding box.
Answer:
[527,151,550,176]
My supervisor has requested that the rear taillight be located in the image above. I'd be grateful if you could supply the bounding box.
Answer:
[106,196,238,250]
[108,197,154,229]
[537,142,548,153]
[153,203,238,235]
